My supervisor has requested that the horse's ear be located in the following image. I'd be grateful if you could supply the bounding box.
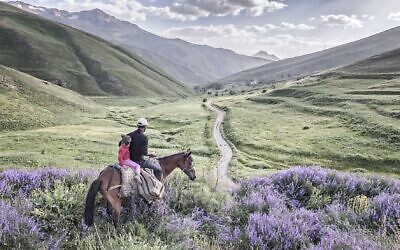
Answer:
[187,149,192,156]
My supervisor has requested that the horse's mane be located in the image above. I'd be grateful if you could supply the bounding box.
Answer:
[158,152,185,160]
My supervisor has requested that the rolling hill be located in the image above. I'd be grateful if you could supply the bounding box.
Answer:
[8,1,269,86]
[0,64,98,131]
[0,2,190,97]
[219,26,400,86]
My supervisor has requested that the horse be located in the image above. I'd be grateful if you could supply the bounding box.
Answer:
[83,149,195,228]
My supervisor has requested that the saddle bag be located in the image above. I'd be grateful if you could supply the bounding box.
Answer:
[117,164,164,201]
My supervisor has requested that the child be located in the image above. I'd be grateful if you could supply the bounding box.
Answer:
[118,135,142,184]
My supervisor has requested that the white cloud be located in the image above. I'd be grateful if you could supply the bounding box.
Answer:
[166,0,288,20]
[163,24,327,58]
[388,12,400,21]
[280,22,316,31]
[245,24,280,33]
[361,14,375,21]
[142,5,206,21]
[164,22,315,41]
[163,24,252,38]
[245,22,315,33]
[320,14,363,29]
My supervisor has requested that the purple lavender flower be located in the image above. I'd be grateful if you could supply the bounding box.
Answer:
[0,168,97,197]
[370,193,400,234]
[0,199,43,248]
[313,227,378,250]
[246,209,322,249]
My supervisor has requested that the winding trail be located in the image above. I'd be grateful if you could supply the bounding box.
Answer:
[207,101,238,192]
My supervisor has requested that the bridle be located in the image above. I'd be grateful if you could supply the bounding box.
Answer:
[180,152,195,177]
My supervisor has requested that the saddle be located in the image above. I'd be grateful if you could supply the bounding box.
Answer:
[111,163,165,202]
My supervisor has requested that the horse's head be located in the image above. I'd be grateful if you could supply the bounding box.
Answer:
[178,149,196,181]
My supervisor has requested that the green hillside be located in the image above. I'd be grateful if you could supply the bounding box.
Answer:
[0,64,98,131]
[0,2,189,97]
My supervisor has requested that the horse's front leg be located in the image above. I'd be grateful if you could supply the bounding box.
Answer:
[111,196,123,229]
[106,202,113,218]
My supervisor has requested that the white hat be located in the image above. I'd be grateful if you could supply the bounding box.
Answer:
[137,118,149,127]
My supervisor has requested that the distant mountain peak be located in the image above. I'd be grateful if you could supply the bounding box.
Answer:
[252,51,280,61]
[8,1,45,12]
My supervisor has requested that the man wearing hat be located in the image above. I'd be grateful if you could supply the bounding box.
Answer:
[127,118,163,181]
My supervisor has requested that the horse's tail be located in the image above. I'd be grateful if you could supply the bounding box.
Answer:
[84,179,101,227]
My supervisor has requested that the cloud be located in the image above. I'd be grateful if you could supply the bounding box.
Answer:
[320,14,363,29]
[164,22,315,40]
[361,14,375,21]
[162,24,328,58]
[388,12,400,21]
[245,22,315,33]
[163,24,252,38]
[166,0,288,20]
[280,22,316,31]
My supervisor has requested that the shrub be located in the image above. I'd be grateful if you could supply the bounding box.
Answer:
[347,195,370,214]
[30,182,88,235]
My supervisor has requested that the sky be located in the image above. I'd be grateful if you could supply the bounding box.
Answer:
[5,0,400,58]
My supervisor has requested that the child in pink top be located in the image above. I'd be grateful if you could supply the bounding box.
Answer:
[119,135,141,183]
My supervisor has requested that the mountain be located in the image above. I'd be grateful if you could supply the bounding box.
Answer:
[219,26,400,85]
[252,51,279,61]
[0,2,189,97]
[0,64,98,131]
[8,1,268,87]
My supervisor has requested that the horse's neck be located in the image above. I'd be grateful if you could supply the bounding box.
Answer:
[159,154,182,178]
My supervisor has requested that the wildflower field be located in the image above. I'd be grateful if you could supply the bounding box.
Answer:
[1,166,399,249]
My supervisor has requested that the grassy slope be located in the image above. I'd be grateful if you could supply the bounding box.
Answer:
[337,47,400,76]
[216,73,400,178]
[0,2,189,97]
[0,64,98,131]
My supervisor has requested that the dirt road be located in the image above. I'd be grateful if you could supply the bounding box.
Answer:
[207,101,238,192]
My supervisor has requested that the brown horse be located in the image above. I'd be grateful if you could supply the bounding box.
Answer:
[84,150,195,227]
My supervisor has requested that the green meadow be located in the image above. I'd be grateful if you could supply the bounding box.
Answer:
[0,96,218,175]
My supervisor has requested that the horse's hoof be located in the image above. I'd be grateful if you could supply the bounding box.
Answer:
[80,219,90,235]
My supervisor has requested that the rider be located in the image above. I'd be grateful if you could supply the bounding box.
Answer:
[127,118,163,181]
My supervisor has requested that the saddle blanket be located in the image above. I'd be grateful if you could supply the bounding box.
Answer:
[113,163,165,202]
